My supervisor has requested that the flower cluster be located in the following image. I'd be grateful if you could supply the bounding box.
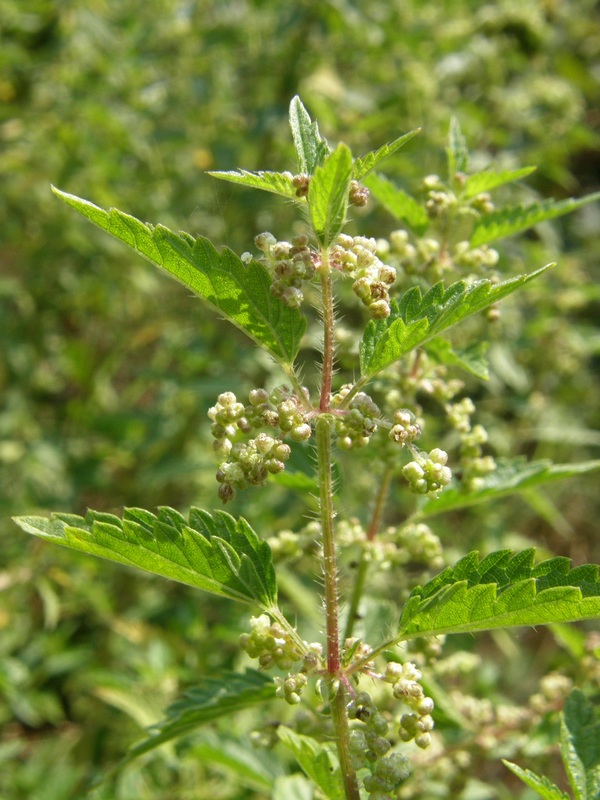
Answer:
[384,661,435,749]
[388,408,422,446]
[332,386,381,450]
[445,397,496,491]
[347,691,411,799]
[330,234,397,319]
[402,447,452,495]
[209,386,313,502]
[240,614,322,672]
[255,231,318,308]
[453,240,499,272]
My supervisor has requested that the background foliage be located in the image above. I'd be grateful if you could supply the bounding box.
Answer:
[1,1,598,798]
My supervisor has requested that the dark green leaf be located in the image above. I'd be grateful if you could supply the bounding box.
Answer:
[52,188,306,367]
[125,670,276,764]
[309,143,353,246]
[398,550,600,640]
[561,689,600,800]
[289,96,330,175]
[14,507,278,609]
[363,173,429,234]
[359,266,551,378]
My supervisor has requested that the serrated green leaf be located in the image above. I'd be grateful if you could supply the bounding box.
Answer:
[447,116,469,179]
[359,266,550,378]
[463,166,537,199]
[502,761,571,800]
[207,169,300,201]
[277,727,345,800]
[289,95,330,175]
[363,173,429,234]
[309,143,353,246]
[14,507,277,609]
[561,690,600,800]
[52,188,306,367]
[470,191,600,247]
[123,670,276,766]
[398,550,600,640]
[424,338,490,380]
[352,129,421,180]
[418,458,600,519]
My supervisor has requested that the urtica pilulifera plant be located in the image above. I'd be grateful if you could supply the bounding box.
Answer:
[14,98,600,799]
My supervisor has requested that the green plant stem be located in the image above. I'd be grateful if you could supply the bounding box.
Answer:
[344,465,394,641]
[315,250,361,800]
[316,415,360,800]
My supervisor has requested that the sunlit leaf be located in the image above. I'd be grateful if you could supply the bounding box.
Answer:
[309,143,353,246]
[277,727,344,800]
[352,129,421,180]
[52,188,306,367]
[363,173,429,234]
[14,507,277,609]
[207,169,299,201]
[289,95,330,175]
[398,550,600,640]
[502,761,570,800]
[463,166,536,199]
[470,191,600,247]
[447,116,469,179]
[360,266,550,378]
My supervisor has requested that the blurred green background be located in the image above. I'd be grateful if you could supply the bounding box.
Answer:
[1,1,599,798]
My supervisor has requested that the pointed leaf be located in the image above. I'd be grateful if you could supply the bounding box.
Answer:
[398,550,600,640]
[124,670,276,764]
[309,143,353,246]
[471,191,600,247]
[502,761,571,800]
[289,96,330,175]
[52,188,306,367]
[277,727,345,800]
[14,507,277,609]
[418,458,600,519]
[352,129,421,180]
[561,689,600,800]
[447,116,469,179]
[424,338,490,380]
[360,266,551,378]
[363,173,429,234]
[207,169,300,202]
[463,167,537,199]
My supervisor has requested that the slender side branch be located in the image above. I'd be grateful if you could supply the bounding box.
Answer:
[344,465,394,640]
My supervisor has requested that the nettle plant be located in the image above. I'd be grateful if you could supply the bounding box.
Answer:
[15,98,600,799]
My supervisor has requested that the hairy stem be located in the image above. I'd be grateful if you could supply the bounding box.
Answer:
[316,251,361,800]
[344,465,394,640]
[316,415,360,800]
